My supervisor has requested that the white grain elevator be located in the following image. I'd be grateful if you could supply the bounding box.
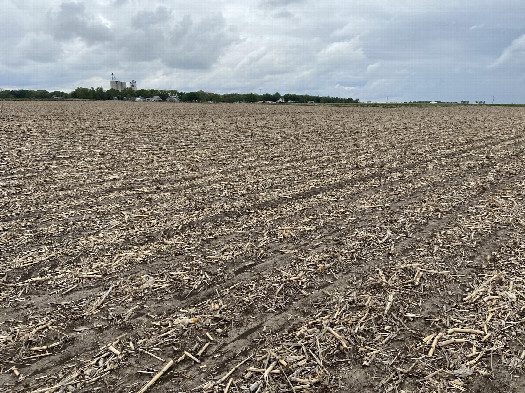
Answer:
[110,73,126,91]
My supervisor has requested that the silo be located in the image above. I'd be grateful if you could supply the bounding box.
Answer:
[109,74,126,91]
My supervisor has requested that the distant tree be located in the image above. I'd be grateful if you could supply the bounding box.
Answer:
[92,87,105,100]
[157,90,169,100]
[14,90,31,99]
[0,86,359,103]
[32,90,51,99]
[71,87,89,99]
[182,92,201,102]
[243,93,257,103]
[106,88,121,99]
[50,90,67,98]
[218,93,235,103]
[205,92,220,102]
[261,93,273,102]
[121,87,136,99]
[135,89,150,98]
[148,89,160,98]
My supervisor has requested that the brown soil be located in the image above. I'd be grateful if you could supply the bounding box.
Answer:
[1,102,524,392]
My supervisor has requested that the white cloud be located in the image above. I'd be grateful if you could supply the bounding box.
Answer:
[491,34,525,68]
[366,62,381,74]
[469,24,485,31]
[317,38,366,67]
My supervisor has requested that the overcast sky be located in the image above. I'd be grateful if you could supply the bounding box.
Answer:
[1,0,524,103]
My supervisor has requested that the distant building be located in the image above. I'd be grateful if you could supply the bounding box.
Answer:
[110,73,127,91]
[144,96,163,102]
[130,80,137,91]
[110,80,126,91]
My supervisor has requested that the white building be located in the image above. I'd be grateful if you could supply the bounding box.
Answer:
[110,80,126,91]
[110,73,127,91]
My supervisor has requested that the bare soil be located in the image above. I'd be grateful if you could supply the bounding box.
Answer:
[1,102,524,392]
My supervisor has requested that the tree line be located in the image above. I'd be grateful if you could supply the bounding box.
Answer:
[0,87,359,104]
[0,89,68,99]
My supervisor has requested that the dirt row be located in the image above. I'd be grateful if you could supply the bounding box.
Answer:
[1,102,524,392]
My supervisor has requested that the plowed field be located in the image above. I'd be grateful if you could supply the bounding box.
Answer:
[1,102,524,392]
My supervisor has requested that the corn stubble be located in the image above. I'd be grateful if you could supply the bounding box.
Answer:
[1,101,524,392]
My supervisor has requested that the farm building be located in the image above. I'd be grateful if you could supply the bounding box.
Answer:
[109,73,127,91]
[110,80,126,91]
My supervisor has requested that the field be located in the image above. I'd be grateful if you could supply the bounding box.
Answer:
[1,101,524,392]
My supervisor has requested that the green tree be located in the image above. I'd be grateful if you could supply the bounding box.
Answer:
[261,93,272,102]
[181,92,200,102]
[50,91,66,98]
[157,90,169,100]
[93,87,105,100]
[120,87,136,99]
[244,93,258,103]
[0,86,359,103]
[71,87,91,99]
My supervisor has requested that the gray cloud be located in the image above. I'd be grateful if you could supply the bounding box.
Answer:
[271,10,293,19]
[49,1,112,43]
[0,0,524,103]
[163,14,238,69]
[131,6,172,30]
[120,11,238,70]
[16,33,63,64]
[260,0,306,7]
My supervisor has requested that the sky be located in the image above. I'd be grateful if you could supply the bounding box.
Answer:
[1,0,524,103]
